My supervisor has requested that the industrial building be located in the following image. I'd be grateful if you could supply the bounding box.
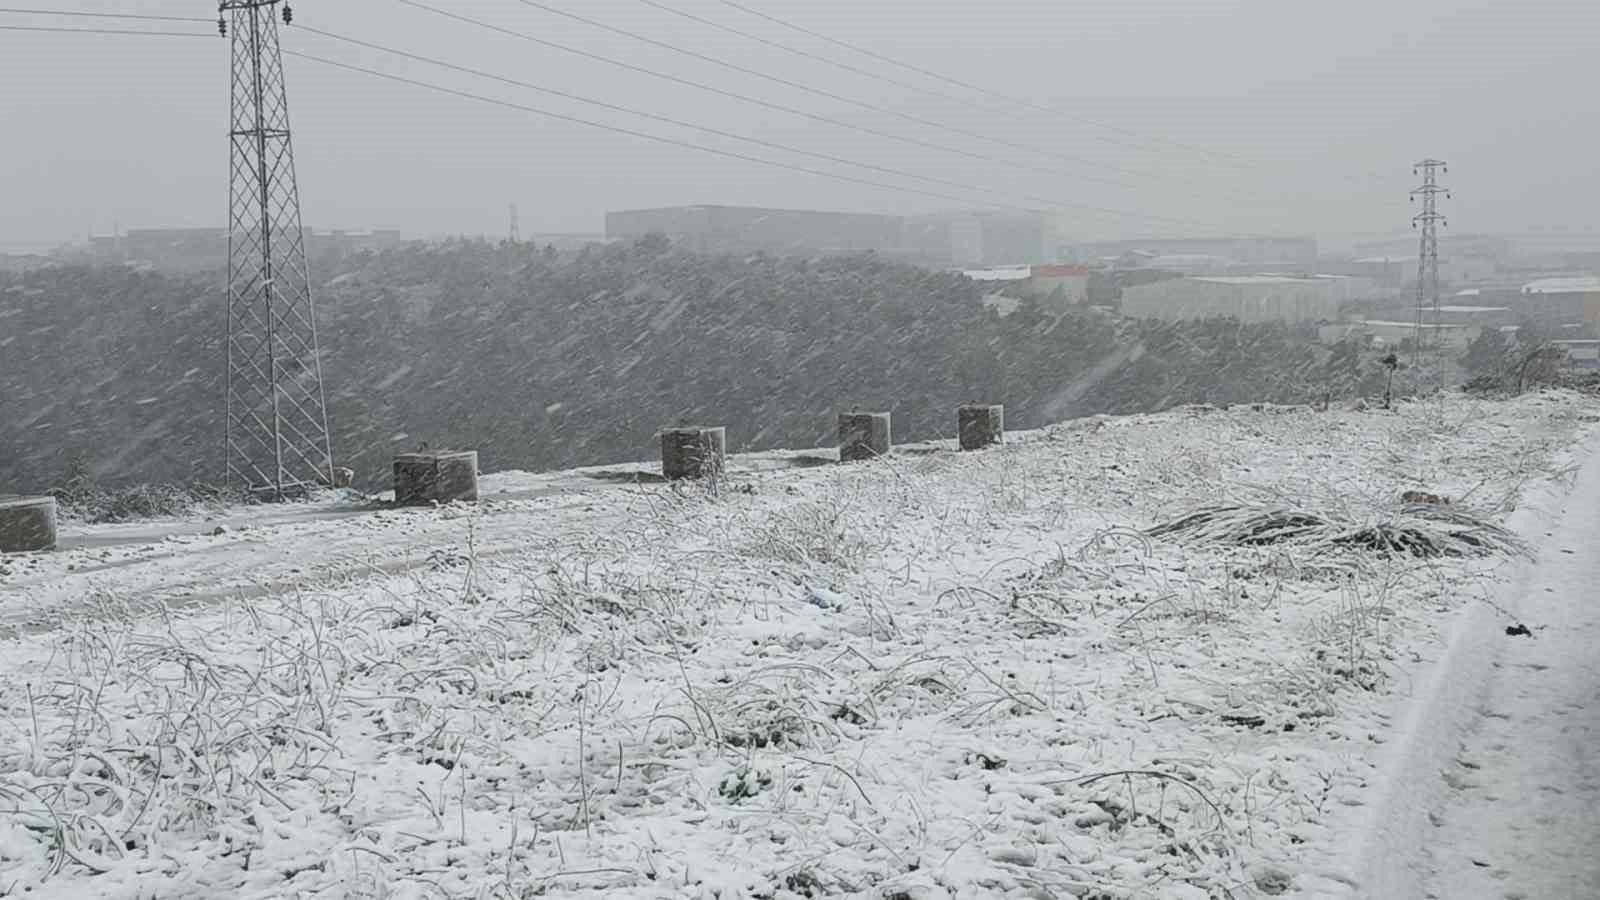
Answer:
[962,263,1091,311]
[604,205,1049,267]
[1061,236,1319,267]
[67,227,402,271]
[1518,276,1600,328]
[1119,274,1355,324]
[605,205,905,258]
[1552,339,1600,370]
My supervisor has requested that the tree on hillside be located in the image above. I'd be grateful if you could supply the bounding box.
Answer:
[1461,326,1511,377]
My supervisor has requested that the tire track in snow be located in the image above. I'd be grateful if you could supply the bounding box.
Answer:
[1312,432,1600,898]
[1421,442,1600,899]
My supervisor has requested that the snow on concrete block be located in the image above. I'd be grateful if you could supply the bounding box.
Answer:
[958,404,1004,451]
[393,450,479,505]
[838,412,891,462]
[0,496,57,553]
[661,426,725,480]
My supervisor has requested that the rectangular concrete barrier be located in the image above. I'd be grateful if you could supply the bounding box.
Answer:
[838,412,891,462]
[661,427,726,480]
[958,403,1004,451]
[0,496,57,553]
[393,450,479,505]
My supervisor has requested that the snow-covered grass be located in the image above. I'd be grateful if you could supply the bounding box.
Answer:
[0,391,1594,899]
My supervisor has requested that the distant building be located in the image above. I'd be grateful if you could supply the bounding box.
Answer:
[1520,276,1600,328]
[1406,303,1515,327]
[954,212,1047,267]
[962,263,1091,310]
[1552,339,1600,370]
[58,226,404,271]
[308,229,404,260]
[606,205,905,258]
[605,204,1052,267]
[1062,236,1318,267]
[961,265,1032,283]
[1120,274,1345,324]
[1024,264,1091,308]
[115,227,227,272]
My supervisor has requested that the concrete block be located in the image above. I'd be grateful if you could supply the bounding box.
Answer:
[661,427,725,480]
[958,404,1004,451]
[393,450,479,505]
[838,412,891,462]
[0,496,57,553]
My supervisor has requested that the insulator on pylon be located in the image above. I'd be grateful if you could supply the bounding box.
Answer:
[217,15,226,36]
[282,4,293,24]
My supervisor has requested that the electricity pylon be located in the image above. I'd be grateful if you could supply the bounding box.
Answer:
[219,1,335,499]
[1410,158,1450,356]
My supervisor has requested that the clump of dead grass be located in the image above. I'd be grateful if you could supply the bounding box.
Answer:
[1147,501,1525,559]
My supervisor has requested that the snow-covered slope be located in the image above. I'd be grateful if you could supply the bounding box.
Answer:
[0,392,1594,899]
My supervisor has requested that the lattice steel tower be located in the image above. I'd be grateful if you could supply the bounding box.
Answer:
[1410,158,1450,351]
[219,1,334,499]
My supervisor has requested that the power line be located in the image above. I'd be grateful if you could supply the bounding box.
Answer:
[293,25,1226,229]
[504,0,1171,185]
[391,0,1167,195]
[0,6,211,22]
[394,2,1346,225]
[709,0,1248,165]
[623,0,1397,209]
[712,0,1397,193]
[281,48,1034,214]
[0,23,210,37]
[632,0,1153,155]
[1,9,1277,233]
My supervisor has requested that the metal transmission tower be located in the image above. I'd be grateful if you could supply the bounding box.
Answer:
[1410,158,1450,354]
[219,0,335,499]
[509,203,521,243]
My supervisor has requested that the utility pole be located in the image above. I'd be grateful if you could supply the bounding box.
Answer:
[509,203,521,244]
[219,0,335,500]
[1410,159,1450,370]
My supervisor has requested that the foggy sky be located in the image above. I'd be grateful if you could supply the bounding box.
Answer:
[2,0,1596,255]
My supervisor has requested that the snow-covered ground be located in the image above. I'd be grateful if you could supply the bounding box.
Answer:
[1,392,1595,899]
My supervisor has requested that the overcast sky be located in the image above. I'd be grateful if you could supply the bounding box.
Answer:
[1,0,1595,254]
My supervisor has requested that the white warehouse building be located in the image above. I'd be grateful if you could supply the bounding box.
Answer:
[1121,275,1357,324]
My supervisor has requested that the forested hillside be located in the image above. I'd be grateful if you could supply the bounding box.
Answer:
[0,238,1391,492]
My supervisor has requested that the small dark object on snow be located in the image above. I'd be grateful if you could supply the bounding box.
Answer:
[1254,866,1295,895]
[1221,714,1266,729]
[784,870,823,898]
[1401,490,1451,506]
[971,752,1007,770]
[1506,623,1532,637]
